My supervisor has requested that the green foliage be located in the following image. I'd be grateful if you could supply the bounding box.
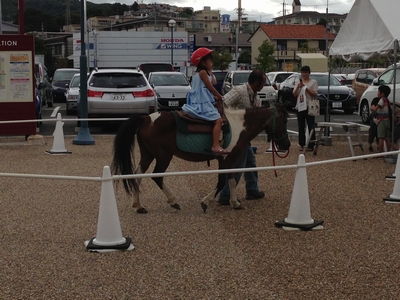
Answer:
[238,50,251,64]
[179,7,194,18]
[330,57,349,73]
[255,40,275,72]
[299,39,315,53]
[212,47,233,71]
[4,0,130,30]
[317,18,327,27]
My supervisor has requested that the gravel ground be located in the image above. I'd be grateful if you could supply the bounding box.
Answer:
[1,135,400,299]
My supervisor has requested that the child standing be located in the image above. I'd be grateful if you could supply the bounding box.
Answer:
[181,47,229,155]
[371,85,392,153]
[368,97,380,152]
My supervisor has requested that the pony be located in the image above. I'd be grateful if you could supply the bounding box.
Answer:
[111,104,291,213]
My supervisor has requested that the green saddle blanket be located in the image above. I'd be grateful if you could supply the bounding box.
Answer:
[171,111,232,155]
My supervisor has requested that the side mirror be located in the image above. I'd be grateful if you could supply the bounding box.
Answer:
[150,83,155,89]
[373,78,380,86]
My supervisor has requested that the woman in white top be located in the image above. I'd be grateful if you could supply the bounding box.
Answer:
[293,65,319,151]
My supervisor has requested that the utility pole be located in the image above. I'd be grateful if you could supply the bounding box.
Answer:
[0,0,2,34]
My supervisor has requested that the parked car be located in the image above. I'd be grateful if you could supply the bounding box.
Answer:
[358,63,400,124]
[212,70,228,94]
[65,73,81,115]
[334,73,355,88]
[352,68,385,105]
[148,71,191,110]
[137,63,174,78]
[222,70,277,106]
[51,68,80,104]
[78,68,156,126]
[34,62,52,107]
[266,71,294,90]
[278,72,357,114]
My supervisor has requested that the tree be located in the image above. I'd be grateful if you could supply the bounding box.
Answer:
[212,47,233,71]
[255,40,275,72]
[132,1,139,12]
[238,50,251,64]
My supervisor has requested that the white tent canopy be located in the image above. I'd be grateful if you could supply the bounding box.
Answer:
[330,0,400,61]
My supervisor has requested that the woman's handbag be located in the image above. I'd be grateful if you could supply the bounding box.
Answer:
[296,87,307,112]
[308,98,320,116]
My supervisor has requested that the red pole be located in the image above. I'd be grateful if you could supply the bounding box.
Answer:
[18,0,24,34]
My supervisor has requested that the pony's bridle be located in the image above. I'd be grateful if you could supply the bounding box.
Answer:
[269,106,289,176]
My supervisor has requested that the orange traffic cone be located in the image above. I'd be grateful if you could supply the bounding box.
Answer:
[275,154,324,230]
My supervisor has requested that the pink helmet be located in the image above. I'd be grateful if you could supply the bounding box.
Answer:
[190,47,214,66]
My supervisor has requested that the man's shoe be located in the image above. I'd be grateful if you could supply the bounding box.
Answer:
[245,190,265,200]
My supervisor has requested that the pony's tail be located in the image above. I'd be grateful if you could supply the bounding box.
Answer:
[111,114,144,195]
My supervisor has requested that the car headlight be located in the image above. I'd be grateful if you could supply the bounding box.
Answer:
[267,91,277,99]
[349,88,356,96]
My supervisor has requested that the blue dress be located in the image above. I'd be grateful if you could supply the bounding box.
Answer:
[181,73,221,121]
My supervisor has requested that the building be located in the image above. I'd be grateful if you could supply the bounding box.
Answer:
[1,21,19,34]
[274,0,347,35]
[248,24,335,70]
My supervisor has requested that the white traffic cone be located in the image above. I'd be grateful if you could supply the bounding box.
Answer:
[384,154,400,203]
[46,113,71,155]
[275,154,324,230]
[386,154,399,180]
[85,166,134,251]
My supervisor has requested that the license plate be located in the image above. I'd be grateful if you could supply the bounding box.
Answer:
[168,101,179,107]
[332,101,342,108]
[111,93,125,100]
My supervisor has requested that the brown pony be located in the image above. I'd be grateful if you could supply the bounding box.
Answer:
[111,104,291,213]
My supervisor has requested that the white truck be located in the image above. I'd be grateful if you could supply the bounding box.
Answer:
[73,31,190,72]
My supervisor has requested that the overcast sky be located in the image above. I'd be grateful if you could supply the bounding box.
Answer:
[89,0,355,23]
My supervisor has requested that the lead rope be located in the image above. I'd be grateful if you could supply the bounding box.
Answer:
[270,107,290,177]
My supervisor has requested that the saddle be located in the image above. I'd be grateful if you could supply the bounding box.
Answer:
[174,111,229,134]
[171,111,231,155]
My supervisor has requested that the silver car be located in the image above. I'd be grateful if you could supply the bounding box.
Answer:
[148,71,191,110]
[80,69,157,123]
[65,73,80,115]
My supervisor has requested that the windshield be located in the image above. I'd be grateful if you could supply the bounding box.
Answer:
[53,70,79,82]
[70,76,80,88]
[89,73,147,88]
[310,74,343,86]
[149,74,189,86]
[213,72,227,82]
[233,73,250,85]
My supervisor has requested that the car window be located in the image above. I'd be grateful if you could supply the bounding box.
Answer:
[276,73,292,83]
[213,72,227,82]
[379,69,394,84]
[150,74,189,86]
[53,70,79,81]
[365,72,376,84]
[233,73,250,85]
[357,72,367,83]
[70,76,80,88]
[90,73,147,88]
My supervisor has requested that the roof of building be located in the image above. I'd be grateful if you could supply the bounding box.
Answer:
[274,11,347,20]
[249,24,335,41]
[2,21,19,33]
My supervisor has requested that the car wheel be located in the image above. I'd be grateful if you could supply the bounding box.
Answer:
[344,109,354,115]
[360,100,370,124]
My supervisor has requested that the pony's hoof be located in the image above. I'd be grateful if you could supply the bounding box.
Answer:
[171,203,180,210]
[233,204,245,210]
[136,207,148,214]
[201,202,208,213]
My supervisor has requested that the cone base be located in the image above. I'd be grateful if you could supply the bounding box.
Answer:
[385,176,396,181]
[45,150,72,155]
[86,237,133,251]
[275,219,324,231]
[383,195,400,203]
